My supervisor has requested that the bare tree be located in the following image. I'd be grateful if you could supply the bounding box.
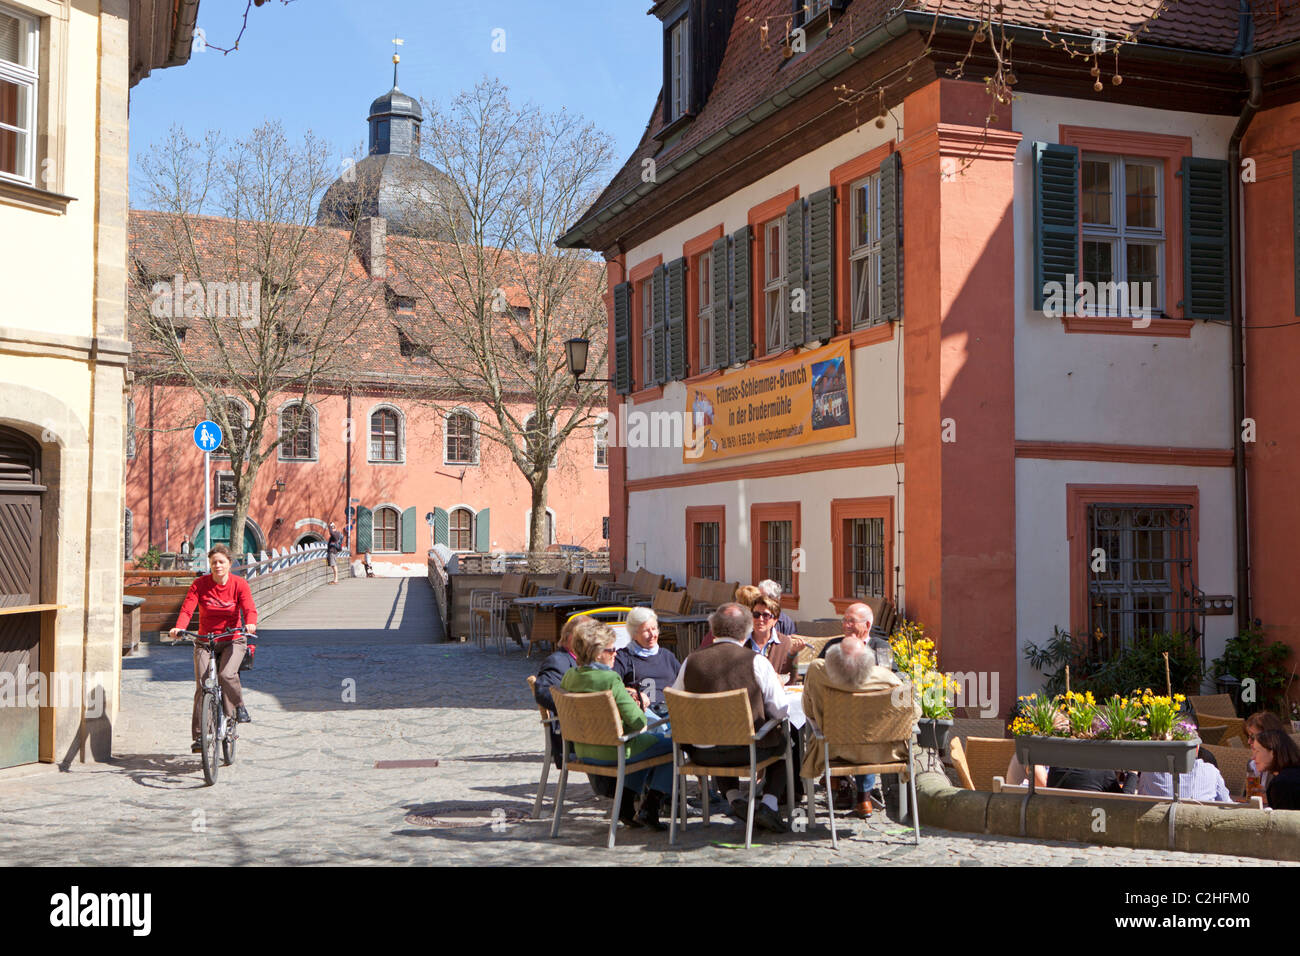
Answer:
[387,78,614,555]
[129,121,381,559]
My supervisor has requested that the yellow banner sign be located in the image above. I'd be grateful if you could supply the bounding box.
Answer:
[684,339,854,463]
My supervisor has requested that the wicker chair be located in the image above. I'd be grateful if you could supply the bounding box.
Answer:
[1188,694,1237,719]
[802,685,921,847]
[650,589,693,649]
[525,676,557,818]
[948,736,977,790]
[793,635,835,666]
[1195,712,1248,747]
[793,620,844,638]
[549,688,672,849]
[663,687,796,849]
[1201,742,1254,799]
[964,737,1017,793]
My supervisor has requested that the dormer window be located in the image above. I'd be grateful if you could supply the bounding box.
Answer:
[792,0,844,30]
[667,15,690,124]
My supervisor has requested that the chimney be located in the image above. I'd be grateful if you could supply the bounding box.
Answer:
[357,216,387,278]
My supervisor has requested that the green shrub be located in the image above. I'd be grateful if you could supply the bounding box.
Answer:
[134,546,162,570]
[1210,625,1292,715]
[1025,627,1203,700]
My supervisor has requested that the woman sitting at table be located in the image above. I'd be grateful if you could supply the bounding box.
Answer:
[613,607,680,714]
[1249,729,1300,810]
[560,624,675,830]
[1244,710,1290,797]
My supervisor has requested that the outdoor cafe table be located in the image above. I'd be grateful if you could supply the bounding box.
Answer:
[510,594,600,652]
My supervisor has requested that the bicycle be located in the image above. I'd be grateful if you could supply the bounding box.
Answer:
[168,628,247,785]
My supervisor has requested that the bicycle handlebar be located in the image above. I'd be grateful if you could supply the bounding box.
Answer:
[167,628,248,645]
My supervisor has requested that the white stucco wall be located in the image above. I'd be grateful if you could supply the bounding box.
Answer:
[1011,93,1239,447]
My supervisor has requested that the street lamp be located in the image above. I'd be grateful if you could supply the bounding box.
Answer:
[564,337,612,388]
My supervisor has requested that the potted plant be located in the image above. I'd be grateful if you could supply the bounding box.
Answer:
[892,621,959,752]
[1011,689,1198,775]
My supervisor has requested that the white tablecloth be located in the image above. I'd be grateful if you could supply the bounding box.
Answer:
[785,687,806,730]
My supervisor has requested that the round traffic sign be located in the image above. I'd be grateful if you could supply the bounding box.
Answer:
[193,420,223,453]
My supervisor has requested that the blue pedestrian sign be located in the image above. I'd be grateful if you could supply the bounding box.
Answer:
[193,420,223,453]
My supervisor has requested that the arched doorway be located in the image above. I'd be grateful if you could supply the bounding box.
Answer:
[0,426,43,768]
[192,514,264,557]
[296,532,324,547]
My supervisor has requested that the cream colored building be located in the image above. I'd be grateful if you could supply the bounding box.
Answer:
[0,0,198,769]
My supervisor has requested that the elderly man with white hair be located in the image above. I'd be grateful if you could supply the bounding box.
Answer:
[801,634,919,819]
[613,606,681,712]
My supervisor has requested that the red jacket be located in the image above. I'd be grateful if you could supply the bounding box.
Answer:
[176,574,258,640]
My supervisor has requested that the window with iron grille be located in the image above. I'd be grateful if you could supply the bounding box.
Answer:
[375,507,399,552]
[449,507,473,551]
[695,521,720,580]
[445,410,478,464]
[846,516,885,599]
[760,519,794,593]
[1086,503,1194,657]
[278,404,314,460]
[369,407,400,462]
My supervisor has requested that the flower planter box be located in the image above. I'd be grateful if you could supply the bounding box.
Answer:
[1014,736,1199,775]
[916,718,954,753]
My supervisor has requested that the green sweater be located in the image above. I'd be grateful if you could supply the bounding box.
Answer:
[559,666,658,762]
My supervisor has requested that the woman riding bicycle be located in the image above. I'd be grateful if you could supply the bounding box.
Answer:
[169,544,258,753]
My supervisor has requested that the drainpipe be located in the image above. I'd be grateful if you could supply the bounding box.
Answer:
[345,387,353,550]
[148,383,155,548]
[1228,57,1262,632]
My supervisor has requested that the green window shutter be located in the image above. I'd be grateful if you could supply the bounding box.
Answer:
[730,225,753,363]
[879,152,903,322]
[1182,157,1230,321]
[666,257,688,381]
[1292,150,1299,317]
[433,507,449,548]
[355,506,373,554]
[612,281,632,394]
[807,186,837,340]
[1033,142,1079,311]
[785,197,807,347]
[710,236,730,366]
[652,264,668,385]
[400,505,417,553]
[474,508,490,553]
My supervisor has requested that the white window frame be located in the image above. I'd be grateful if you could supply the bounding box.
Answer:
[640,276,657,387]
[372,504,401,554]
[366,403,405,464]
[525,507,557,547]
[763,218,787,353]
[697,250,715,372]
[524,413,558,469]
[669,16,690,122]
[443,408,480,466]
[0,4,38,187]
[1080,153,1165,315]
[211,397,250,461]
[277,400,318,462]
[594,414,608,469]
[849,172,884,330]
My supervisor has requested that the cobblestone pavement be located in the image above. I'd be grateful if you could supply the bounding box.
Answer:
[0,579,1291,866]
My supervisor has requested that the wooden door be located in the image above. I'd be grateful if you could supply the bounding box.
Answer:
[0,428,43,768]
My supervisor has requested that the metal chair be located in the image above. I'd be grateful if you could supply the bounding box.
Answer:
[663,687,796,849]
[803,685,921,847]
[549,688,672,849]
[524,675,557,818]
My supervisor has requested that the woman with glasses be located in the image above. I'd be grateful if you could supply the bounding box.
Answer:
[747,594,805,683]
[559,623,675,830]
[1243,711,1291,798]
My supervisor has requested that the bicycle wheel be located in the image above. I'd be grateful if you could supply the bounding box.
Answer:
[222,723,237,765]
[199,691,220,785]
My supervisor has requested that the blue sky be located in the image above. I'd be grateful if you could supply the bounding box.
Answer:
[128,0,661,206]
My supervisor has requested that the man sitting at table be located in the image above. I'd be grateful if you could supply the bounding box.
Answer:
[1137,745,1231,802]
[819,602,893,669]
[801,635,918,819]
[671,602,792,833]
